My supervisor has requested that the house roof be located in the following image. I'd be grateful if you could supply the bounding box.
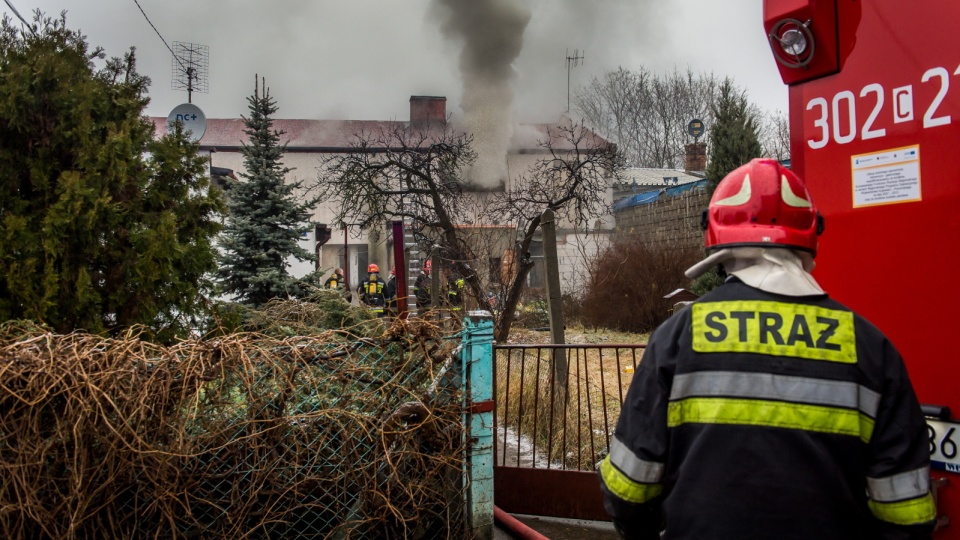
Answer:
[149,118,403,150]
[149,117,612,153]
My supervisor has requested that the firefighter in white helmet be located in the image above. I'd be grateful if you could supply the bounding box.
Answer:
[599,158,936,539]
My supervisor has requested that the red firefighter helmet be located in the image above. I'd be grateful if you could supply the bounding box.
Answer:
[704,158,824,255]
[424,260,432,273]
[368,263,379,273]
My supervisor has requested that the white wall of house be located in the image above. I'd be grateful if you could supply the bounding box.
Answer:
[194,109,617,297]
[209,147,615,296]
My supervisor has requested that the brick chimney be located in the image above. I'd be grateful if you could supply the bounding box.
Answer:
[410,96,447,127]
[684,142,707,172]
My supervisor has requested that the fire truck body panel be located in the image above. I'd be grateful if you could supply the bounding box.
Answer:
[765,0,960,533]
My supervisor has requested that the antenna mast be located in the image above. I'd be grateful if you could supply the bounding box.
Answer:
[171,42,209,104]
[566,48,584,113]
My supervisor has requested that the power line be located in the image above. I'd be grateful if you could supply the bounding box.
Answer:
[3,0,36,34]
[131,0,187,72]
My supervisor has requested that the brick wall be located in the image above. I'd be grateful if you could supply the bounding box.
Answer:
[614,188,711,251]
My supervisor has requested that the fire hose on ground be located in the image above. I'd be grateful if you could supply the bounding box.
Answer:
[494,505,551,540]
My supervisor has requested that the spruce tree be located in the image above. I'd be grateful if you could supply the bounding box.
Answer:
[0,14,224,338]
[706,78,763,193]
[216,78,315,306]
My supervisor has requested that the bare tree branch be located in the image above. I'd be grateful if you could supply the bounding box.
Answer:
[315,119,622,342]
[485,119,623,341]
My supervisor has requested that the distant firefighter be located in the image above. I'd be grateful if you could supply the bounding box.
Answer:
[413,260,432,310]
[357,264,387,317]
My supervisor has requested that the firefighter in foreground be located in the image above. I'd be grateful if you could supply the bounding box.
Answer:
[599,158,936,539]
[357,263,387,317]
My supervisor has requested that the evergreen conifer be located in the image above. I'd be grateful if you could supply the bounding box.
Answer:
[706,78,763,193]
[0,14,224,338]
[216,77,315,305]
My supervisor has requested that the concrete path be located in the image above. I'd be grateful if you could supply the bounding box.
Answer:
[494,513,619,539]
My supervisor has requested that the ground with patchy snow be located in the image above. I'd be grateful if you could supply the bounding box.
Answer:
[506,324,649,345]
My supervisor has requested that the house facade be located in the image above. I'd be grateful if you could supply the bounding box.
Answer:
[152,96,616,300]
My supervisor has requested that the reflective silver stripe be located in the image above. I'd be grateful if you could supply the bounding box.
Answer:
[608,437,664,483]
[867,467,931,503]
[670,371,880,418]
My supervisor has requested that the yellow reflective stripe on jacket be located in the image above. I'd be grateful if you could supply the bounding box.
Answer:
[599,456,663,504]
[692,301,856,363]
[667,397,875,443]
[868,493,936,526]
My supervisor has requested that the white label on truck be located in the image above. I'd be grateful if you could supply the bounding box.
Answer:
[851,146,921,208]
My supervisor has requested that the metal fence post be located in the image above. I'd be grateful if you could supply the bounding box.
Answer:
[462,310,494,540]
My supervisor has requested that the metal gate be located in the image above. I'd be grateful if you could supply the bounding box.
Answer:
[492,343,645,520]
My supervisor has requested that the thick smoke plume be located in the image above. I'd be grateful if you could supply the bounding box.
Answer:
[430,0,531,188]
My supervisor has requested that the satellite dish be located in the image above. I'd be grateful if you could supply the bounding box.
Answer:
[166,103,207,142]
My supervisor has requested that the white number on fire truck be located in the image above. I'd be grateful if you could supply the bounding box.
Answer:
[805,64,959,149]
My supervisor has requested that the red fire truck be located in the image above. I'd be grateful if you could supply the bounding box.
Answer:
[763,0,959,534]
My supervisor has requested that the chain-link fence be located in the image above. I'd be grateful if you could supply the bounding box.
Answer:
[0,320,465,539]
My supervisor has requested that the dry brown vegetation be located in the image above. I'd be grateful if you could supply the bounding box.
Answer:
[0,315,465,539]
[582,239,701,334]
[495,329,647,471]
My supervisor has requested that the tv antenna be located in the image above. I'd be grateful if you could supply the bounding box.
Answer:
[565,48,584,113]
[171,41,209,104]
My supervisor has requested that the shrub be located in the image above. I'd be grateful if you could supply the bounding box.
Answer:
[582,240,701,333]
[513,289,549,329]
[561,292,585,326]
[690,266,726,296]
[209,289,376,338]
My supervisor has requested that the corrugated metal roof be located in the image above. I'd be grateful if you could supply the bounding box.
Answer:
[619,168,703,186]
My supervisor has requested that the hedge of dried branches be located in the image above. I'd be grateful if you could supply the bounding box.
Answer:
[0,316,464,539]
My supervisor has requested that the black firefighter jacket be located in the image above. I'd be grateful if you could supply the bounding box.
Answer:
[599,277,936,540]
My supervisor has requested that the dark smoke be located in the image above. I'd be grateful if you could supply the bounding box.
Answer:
[430,0,531,188]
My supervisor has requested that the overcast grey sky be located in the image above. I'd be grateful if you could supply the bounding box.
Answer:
[4,0,788,123]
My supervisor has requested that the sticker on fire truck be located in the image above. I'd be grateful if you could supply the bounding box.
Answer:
[850,146,921,208]
[926,419,960,473]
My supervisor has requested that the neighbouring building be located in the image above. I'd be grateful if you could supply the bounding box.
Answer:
[152,96,617,301]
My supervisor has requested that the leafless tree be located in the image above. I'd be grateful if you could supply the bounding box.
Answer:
[757,109,791,162]
[316,123,488,305]
[575,66,789,169]
[575,67,719,168]
[316,120,622,342]
[485,119,623,341]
